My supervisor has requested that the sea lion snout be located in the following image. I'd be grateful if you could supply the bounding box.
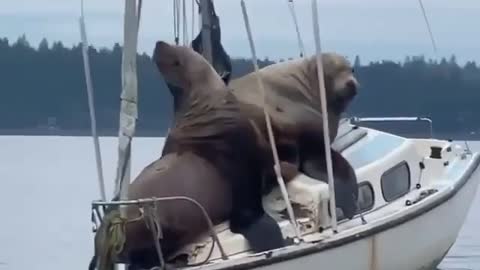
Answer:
[332,73,359,113]
[344,77,359,98]
[153,41,175,63]
[154,41,170,53]
[153,41,170,66]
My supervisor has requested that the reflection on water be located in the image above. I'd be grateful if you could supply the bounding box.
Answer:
[0,137,479,270]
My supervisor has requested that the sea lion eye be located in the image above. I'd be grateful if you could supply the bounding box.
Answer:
[173,60,180,67]
[351,68,355,73]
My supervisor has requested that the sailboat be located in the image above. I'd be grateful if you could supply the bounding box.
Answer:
[81,0,480,269]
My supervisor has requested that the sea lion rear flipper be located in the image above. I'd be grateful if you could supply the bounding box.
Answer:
[236,213,285,252]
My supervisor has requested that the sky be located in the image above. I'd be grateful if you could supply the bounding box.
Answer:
[0,0,478,65]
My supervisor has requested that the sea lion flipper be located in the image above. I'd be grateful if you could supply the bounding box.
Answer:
[329,149,359,219]
[236,213,285,252]
[300,147,359,220]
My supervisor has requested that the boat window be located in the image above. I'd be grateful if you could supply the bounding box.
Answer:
[357,182,375,213]
[381,161,411,202]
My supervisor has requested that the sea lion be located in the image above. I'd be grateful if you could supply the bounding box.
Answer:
[153,41,291,251]
[165,0,231,124]
[131,41,302,266]
[89,157,299,270]
[89,41,301,270]
[229,53,358,140]
[228,54,360,219]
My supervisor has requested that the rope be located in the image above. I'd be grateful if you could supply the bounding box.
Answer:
[95,209,146,270]
[79,0,107,202]
[287,0,305,57]
[417,0,437,54]
[93,196,229,268]
[240,0,302,242]
[95,211,127,270]
[143,203,166,269]
[311,0,338,233]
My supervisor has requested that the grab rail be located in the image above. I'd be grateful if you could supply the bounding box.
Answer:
[350,116,434,138]
[91,196,229,269]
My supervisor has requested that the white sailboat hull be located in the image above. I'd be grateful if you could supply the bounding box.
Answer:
[181,125,480,270]
[252,167,479,270]
[93,120,480,270]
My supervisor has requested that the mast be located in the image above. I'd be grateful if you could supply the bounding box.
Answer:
[199,0,213,64]
[113,0,141,214]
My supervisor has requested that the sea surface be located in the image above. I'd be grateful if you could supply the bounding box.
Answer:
[0,136,479,270]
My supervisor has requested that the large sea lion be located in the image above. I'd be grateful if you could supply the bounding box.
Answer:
[165,0,231,124]
[92,40,310,270]
[228,54,361,219]
[153,41,293,251]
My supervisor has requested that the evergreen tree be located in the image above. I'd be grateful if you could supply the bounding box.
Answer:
[0,35,479,138]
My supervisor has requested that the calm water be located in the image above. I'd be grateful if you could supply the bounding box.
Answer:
[0,136,478,270]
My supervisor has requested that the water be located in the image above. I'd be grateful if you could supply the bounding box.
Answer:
[0,136,478,270]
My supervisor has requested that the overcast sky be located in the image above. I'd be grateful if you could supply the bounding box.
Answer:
[0,0,478,64]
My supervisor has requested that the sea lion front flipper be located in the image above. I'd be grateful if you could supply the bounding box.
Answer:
[300,147,359,220]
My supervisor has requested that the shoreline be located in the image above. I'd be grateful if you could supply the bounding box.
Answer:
[1,128,479,141]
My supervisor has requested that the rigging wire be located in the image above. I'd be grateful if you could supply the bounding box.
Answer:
[191,0,196,45]
[173,0,180,44]
[417,0,438,54]
[287,0,305,57]
[311,0,338,233]
[240,0,302,242]
[79,0,107,202]
[182,0,189,45]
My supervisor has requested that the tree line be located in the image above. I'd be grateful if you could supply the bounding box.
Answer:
[1,35,479,138]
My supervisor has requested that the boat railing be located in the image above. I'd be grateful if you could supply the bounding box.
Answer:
[349,116,434,138]
[90,196,229,269]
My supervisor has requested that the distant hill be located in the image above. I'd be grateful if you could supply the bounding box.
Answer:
[1,35,479,139]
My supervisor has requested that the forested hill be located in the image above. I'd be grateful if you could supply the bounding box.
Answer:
[1,36,480,138]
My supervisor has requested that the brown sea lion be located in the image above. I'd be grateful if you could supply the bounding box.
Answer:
[228,54,360,219]
[229,53,358,141]
[153,41,296,251]
[89,41,306,270]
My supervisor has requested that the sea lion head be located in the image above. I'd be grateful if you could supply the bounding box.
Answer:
[152,41,225,93]
[306,53,359,114]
